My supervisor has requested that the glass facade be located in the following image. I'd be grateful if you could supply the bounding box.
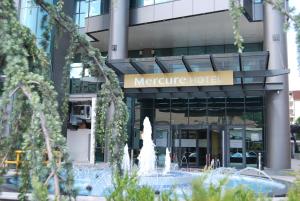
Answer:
[69,62,101,94]
[75,0,88,28]
[129,97,264,168]
[16,0,54,79]
[74,0,109,28]
[19,0,53,48]
[130,0,173,8]
[128,43,263,58]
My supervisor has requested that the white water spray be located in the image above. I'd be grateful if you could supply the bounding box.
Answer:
[122,144,130,173]
[163,148,171,175]
[138,117,156,176]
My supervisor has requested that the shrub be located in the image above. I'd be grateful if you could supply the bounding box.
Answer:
[107,173,270,201]
[288,171,300,201]
[106,172,155,201]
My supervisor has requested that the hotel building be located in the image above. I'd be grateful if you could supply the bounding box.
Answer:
[10,0,291,170]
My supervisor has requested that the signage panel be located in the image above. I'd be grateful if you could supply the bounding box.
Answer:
[124,71,233,88]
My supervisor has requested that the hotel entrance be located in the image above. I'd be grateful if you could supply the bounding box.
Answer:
[105,51,287,169]
[173,126,208,168]
[130,97,264,169]
[171,125,223,168]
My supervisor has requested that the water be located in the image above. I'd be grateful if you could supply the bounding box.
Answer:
[2,167,289,197]
[137,117,156,176]
[121,144,130,173]
[163,148,171,175]
[1,118,289,198]
[69,168,289,197]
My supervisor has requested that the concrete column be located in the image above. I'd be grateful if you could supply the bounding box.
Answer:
[108,0,129,60]
[104,0,129,163]
[264,1,290,170]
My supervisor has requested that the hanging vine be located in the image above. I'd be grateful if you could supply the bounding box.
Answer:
[31,0,129,173]
[229,0,300,68]
[0,0,75,200]
[229,0,244,53]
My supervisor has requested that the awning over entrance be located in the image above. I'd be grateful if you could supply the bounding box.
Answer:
[106,51,289,98]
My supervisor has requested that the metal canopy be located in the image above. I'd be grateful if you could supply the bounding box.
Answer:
[106,51,289,98]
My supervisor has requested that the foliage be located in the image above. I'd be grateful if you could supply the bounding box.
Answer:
[32,176,49,201]
[295,116,300,125]
[0,0,74,200]
[33,0,129,172]
[229,0,300,70]
[229,0,244,53]
[184,176,266,201]
[159,189,179,201]
[107,173,270,201]
[106,172,155,201]
[288,171,300,201]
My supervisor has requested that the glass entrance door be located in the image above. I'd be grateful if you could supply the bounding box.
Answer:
[173,126,208,168]
[154,125,170,167]
[208,126,223,168]
[228,126,245,168]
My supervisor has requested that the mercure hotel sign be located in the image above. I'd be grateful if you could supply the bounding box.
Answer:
[124,71,233,88]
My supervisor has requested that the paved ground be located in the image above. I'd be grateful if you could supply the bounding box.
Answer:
[265,159,300,183]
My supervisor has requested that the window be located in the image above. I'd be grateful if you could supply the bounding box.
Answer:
[19,0,53,42]
[130,0,173,9]
[75,0,88,28]
[88,0,110,17]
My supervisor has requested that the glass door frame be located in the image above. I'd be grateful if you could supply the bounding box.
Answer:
[174,124,210,168]
[154,124,171,148]
[227,125,246,168]
[153,124,171,167]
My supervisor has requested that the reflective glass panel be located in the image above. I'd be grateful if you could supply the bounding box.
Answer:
[213,54,240,71]
[245,127,263,167]
[155,99,170,126]
[185,55,212,72]
[159,57,187,73]
[244,43,263,52]
[173,48,188,56]
[207,98,225,125]
[245,107,263,127]
[227,97,245,125]
[189,98,207,125]
[177,129,207,167]
[242,53,267,71]
[188,46,206,55]
[155,0,173,3]
[89,0,101,16]
[206,45,224,54]
[112,62,138,74]
[189,108,207,125]
[171,99,188,125]
[229,127,244,168]
[225,44,238,53]
[154,48,172,57]
[133,59,162,73]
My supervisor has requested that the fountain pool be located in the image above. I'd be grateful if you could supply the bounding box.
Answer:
[0,117,290,198]
[2,167,289,198]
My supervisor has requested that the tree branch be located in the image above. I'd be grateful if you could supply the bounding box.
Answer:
[20,84,61,200]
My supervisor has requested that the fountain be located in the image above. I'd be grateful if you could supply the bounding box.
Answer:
[1,117,290,197]
[121,144,130,173]
[163,148,171,175]
[137,117,156,176]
